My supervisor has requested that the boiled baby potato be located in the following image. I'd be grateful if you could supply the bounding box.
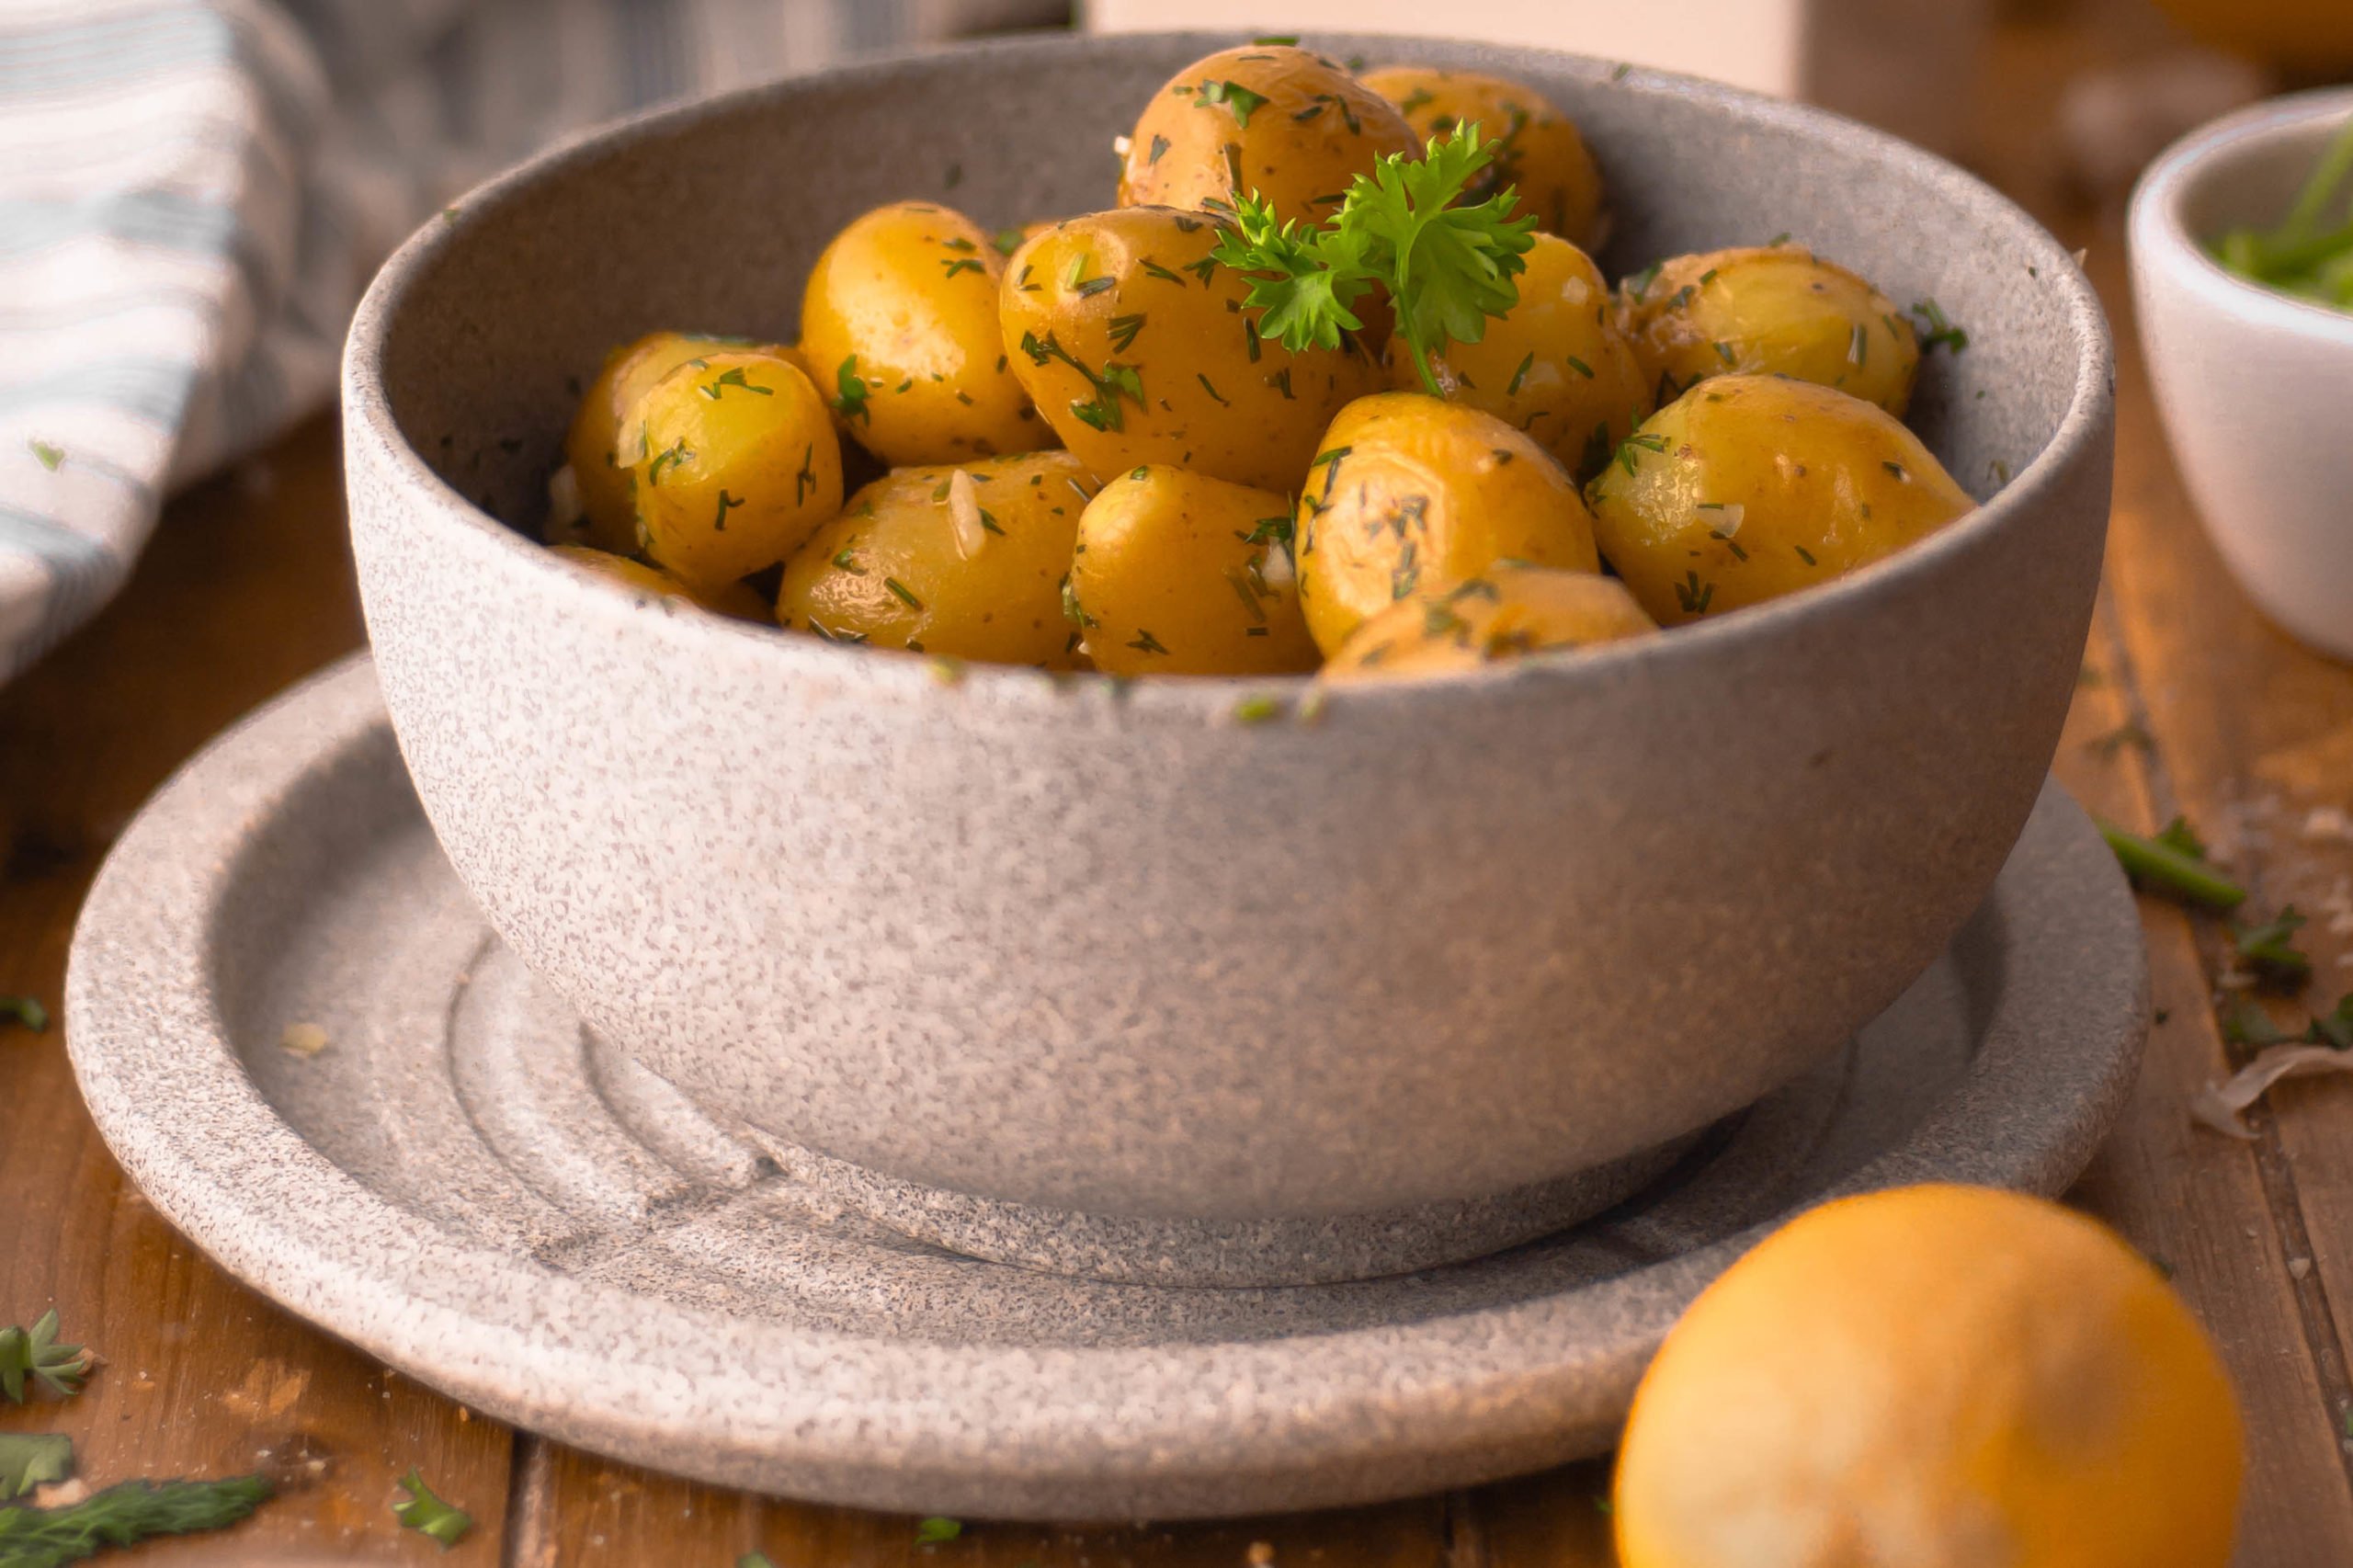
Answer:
[778,450,1095,665]
[1620,244,1920,414]
[1070,464,1318,676]
[1323,564,1656,680]
[1358,65,1606,248]
[1296,392,1600,655]
[1387,232,1649,482]
[555,331,800,553]
[547,545,769,621]
[1585,373,1973,626]
[1119,44,1417,226]
[629,350,843,594]
[1000,207,1382,492]
[801,200,1040,466]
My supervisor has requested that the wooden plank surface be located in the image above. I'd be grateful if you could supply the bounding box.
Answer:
[6,15,2353,1567]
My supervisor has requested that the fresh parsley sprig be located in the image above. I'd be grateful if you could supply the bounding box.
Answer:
[1210,123,1538,396]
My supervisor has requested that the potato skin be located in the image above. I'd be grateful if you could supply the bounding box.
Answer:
[777,450,1096,665]
[1585,373,1973,626]
[1000,207,1382,492]
[1120,45,1417,226]
[629,350,843,593]
[1323,564,1655,680]
[1386,233,1650,483]
[547,544,770,621]
[800,200,1040,466]
[1071,465,1318,676]
[1297,392,1602,655]
[1358,65,1606,248]
[1620,245,1921,415]
[557,331,799,553]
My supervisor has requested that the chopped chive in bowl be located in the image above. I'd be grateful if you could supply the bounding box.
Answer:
[2210,114,2353,310]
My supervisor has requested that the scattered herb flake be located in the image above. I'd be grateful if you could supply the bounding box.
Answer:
[28,439,63,472]
[834,356,871,425]
[715,488,745,529]
[1911,297,1970,353]
[2234,907,2313,987]
[2222,998,2289,1047]
[0,1310,90,1403]
[1125,629,1170,655]
[0,1433,72,1501]
[1147,132,1171,165]
[393,1469,472,1549]
[1506,350,1535,395]
[1196,372,1231,406]
[1108,312,1147,352]
[1,994,49,1033]
[1673,572,1715,614]
[942,256,985,279]
[1233,693,1283,723]
[2096,816,2246,909]
[699,366,773,400]
[992,227,1026,256]
[884,577,925,611]
[1197,79,1271,127]
[915,1517,963,1544]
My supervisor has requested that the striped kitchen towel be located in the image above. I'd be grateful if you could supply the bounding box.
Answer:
[0,0,1062,687]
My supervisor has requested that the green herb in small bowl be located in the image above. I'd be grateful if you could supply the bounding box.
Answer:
[2210,114,2353,310]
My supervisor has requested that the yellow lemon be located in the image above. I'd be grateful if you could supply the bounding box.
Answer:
[1614,1184,2243,1568]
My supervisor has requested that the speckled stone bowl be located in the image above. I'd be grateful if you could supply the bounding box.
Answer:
[343,31,2113,1286]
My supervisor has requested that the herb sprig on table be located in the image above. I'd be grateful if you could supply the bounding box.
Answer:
[0,1475,272,1567]
[0,1311,88,1403]
[1210,123,1538,396]
[2212,113,2353,311]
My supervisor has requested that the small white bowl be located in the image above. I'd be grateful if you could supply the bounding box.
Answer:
[2131,90,2353,662]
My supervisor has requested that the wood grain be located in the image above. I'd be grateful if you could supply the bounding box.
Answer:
[0,422,515,1562]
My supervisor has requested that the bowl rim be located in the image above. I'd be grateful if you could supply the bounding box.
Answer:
[342,28,2112,714]
[2130,85,2353,347]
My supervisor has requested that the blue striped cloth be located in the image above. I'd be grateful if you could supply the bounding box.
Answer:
[0,0,1060,686]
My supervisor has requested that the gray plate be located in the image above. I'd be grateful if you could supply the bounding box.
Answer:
[65,657,2147,1520]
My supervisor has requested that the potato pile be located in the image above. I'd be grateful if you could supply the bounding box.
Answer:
[542,42,1976,681]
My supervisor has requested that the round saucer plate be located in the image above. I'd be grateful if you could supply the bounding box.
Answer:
[65,656,2148,1520]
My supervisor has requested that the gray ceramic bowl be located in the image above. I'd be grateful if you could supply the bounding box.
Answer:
[343,31,2112,1287]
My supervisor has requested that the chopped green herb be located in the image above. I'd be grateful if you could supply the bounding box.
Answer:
[834,356,871,425]
[942,257,985,279]
[714,489,744,529]
[1209,123,1537,395]
[0,1434,73,1501]
[1610,62,1631,81]
[1767,231,1792,247]
[1060,574,1096,629]
[1673,572,1715,614]
[699,366,774,399]
[28,439,63,472]
[2309,995,2353,1051]
[1108,312,1147,352]
[645,438,691,486]
[1881,460,1907,481]
[393,1469,472,1549]
[0,1474,272,1564]
[1911,297,1970,352]
[884,577,925,611]
[1506,350,1535,395]
[1197,79,1271,128]
[1397,86,1437,117]
[1561,354,1594,380]
[1613,430,1667,477]
[1232,693,1283,723]
[1140,258,1187,287]
[2234,907,2313,987]
[1622,261,1664,301]
[2089,719,2154,757]
[1713,340,1738,366]
[1251,33,1300,45]
[1,994,49,1033]
[1793,544,1817,565]
[1196,372,1231,406]
[2222,998,2289,1048]
[1126,629,1170,655]
[927,656,966,687]
[2096,816,2246,909]
[2210,113,2353,313]
[992,227,1026,256]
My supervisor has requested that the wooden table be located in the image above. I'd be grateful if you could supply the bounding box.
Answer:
[6,18,2353,1567]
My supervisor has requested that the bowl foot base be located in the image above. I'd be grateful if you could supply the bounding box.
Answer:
[727,1124,1707,1288]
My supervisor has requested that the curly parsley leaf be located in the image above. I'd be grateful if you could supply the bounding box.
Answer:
[0,1311,90,1403]
[392,1469,472,1550]
[1211,123,1537,394]
[0,1474,272,1564]
[0,1434,72,1501]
